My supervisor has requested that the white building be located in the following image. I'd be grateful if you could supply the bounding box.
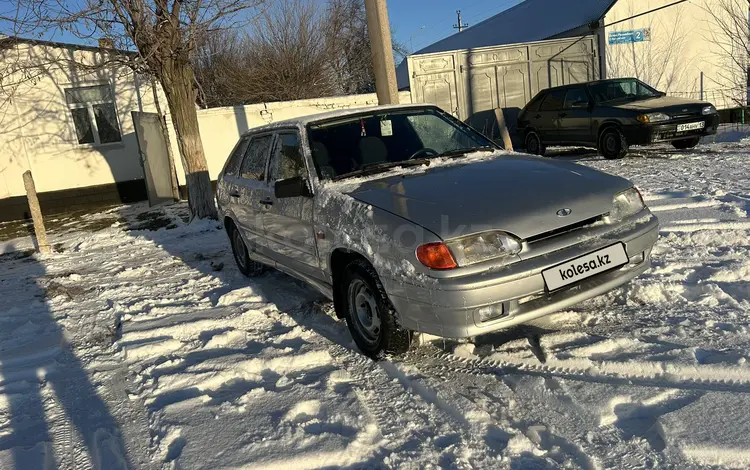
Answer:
[0,36,161,221]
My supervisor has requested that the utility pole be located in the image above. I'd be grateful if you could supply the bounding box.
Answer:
[364,0,399,105]
[453,10,468,32]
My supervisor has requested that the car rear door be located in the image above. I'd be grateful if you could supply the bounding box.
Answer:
[236,133,275,256]
[262,131,323,282]
[558,86,594,144]
[535,89,566,143]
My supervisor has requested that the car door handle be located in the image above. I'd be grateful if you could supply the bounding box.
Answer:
[259,198,273,206]
[229,191,240,198]
[534,114,542,119]
[558,112,567,118]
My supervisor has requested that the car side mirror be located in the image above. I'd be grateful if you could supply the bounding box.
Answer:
[275,176,312,199]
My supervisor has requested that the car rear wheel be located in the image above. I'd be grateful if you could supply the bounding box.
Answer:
[599,128,628,159]
[229,222,266,277]
[672,137,700,150]
[525,131,546,156]
[342,259,412,359]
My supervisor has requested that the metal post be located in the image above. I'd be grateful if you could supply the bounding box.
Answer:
[700,72,704,101]
[22,171,51,254]
[364,0,399,105]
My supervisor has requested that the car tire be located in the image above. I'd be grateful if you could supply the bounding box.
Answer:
[672,137,700,150]
[525,131,546,156]
[342,259,412,359]
[228,222,266,277]
[599,128,628,159]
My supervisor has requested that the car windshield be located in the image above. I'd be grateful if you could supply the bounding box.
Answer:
[588,79,661,104]
[307,108,496,181]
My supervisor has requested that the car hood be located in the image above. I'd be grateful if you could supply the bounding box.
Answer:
[615,95,709,113]
[345,155,633,240]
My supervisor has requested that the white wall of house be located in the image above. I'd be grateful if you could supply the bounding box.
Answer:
[0,41,161,199]
[164,91,413,186]
[604,0,748,109]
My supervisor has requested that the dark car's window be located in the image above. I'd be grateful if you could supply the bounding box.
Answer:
[269,133,305,182]
[524,92,546,113]
[563,88,590,109]
[307,108,495,180]
[240,134,273,181]
[539,90,566,111]
[589,79,660,104]
[224,136,250,176]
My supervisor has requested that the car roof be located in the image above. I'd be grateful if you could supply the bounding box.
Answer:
[539,77,640,94]
[241,103,439,136]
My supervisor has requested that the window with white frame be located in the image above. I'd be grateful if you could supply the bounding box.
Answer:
[64,84,122,145]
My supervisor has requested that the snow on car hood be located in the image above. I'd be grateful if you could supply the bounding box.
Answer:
[340,154,633,240]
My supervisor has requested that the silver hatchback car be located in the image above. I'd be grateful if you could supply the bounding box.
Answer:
[217,104,659,358]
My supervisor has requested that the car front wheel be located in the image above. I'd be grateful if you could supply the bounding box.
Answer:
[228,222,266,277]
[672,137,700,150]
[599,128,628,159]
[525,131,546,156]
[342,259,412,359]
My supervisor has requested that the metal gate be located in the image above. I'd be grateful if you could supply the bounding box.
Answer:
[407,36,599,121]
[132,111,175,207]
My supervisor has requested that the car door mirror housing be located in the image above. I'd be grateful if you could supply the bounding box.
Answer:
[275,176,313,199]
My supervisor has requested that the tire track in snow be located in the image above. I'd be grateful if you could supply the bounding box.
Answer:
[413,344,750,394]
[400,347,688,470]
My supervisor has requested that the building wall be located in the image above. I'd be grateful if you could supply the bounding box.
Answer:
[604,0,748,109]
[0,41,160,203]
[164,91,413,185]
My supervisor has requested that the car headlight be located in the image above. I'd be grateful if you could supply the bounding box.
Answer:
[444,231,522,267]
[702,105,717,115]
[636,112,670,123]
[611,187,645,221]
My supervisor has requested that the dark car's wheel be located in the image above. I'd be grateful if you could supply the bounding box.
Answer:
[228,222,266,277]
[672,137,700,150]
[599,128,628,159]
[525,131,546,156]
[342,259,412,359]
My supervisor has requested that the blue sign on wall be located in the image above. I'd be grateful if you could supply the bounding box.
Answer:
[608,29,651,45]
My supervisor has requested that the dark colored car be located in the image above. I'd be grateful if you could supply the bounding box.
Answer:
[517,78,720,159]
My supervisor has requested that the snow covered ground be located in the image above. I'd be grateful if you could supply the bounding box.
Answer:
[0,140,748,469]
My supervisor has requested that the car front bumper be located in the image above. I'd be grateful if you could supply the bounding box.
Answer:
[383,213,660,338]
[623,114,720,145]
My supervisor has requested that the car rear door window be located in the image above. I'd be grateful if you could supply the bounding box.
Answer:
[524,93,546,113]
[240,134,273,180]
[224,136,251,176]
[540,90,566,111]
[563,88,589,109]
[268,133,305,182]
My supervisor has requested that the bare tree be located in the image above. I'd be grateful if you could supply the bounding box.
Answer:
[193,0,405,108]
[700,0,749,108]
[4,0,266,219]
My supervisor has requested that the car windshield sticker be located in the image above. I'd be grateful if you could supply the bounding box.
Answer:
[360,119,367,137]
[380,119,393,137]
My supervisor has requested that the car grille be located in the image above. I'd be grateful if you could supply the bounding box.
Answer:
[526,214,606,244]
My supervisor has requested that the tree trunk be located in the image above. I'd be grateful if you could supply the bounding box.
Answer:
[160,59,218,220]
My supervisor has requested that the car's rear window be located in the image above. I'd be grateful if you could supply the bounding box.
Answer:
[524,93,545,113]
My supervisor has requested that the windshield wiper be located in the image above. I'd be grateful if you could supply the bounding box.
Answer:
[437,146,496,158]
[331,159,430,181]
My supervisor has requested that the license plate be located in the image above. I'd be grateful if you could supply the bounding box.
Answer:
[542,243,628,291]
[676,121,705,132]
